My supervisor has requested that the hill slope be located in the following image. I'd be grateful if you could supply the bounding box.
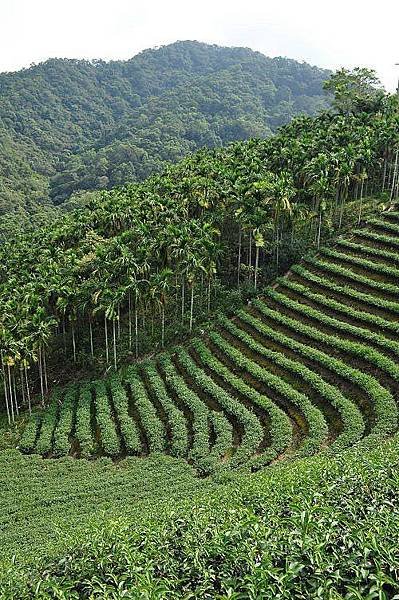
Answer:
[19,209,399,472]
[0,40,329,225]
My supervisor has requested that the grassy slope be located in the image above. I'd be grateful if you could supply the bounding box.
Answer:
[1,437,398,597]
[2,210,399,596]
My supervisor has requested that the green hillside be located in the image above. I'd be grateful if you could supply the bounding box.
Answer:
[1,208,399,597]
[16,209,399,470]
[1,68,399,598]
[0,40,329,234]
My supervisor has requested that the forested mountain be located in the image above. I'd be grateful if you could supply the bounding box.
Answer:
[0,41,329,232]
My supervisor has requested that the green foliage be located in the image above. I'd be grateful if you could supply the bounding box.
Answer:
[18,414,40,453]
[0,41,329,226]
[176,347,265,468]
[160,354,212,472]
[266,287,399,363]
[192,337,292,460]
[367,217,399,235]
[124,368,165,453]
[74,383,94,457]
[354,227,399,249]
[35,388,61,455]
[252,298,398,439]
[335,237,399,265]
[108,375,142,454]
[305,254,399,296]
[92,380,121,457]
[2,438,399,598]
[323,67,385,114]
[142,362,189,457]
[219,313,365,452]
[291,262,399,315]
[278,276,399,335]
[321,246,399,280]
[209,328,328,456]
[52,386,77,457]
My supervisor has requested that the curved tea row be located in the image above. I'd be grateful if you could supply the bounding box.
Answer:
[19,212,399,473]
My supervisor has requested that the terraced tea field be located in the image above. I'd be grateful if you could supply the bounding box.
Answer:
[19,211,399,473]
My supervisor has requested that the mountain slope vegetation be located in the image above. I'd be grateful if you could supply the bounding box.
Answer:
[0,40,329,230]
[0,77,397,413]
[1,68,399,598]
[17,208,399,471]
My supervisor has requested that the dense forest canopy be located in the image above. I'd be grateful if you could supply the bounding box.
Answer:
[0,41,330,234]
[1,66,398,420]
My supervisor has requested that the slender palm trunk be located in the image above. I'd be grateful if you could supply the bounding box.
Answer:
[190,284,195,332]
[38,348,45,404]
[338,187,347,229]
[207,278,211,311]
[135,293,139,359]
[89,321,94,358]
[8,366,15,422]
[12,371,19,415]
[382,151,387,190]
[254,246,259,291]
[62,320,67,354]
[316,212,322,249]
[161,304,165,348]
[181,277,185,323]
[72,324,77,363]
[43,349,48,394]
[104,316,109,365]
[20,368,26,408]
[358,178,365,224]
[237,227,242,286]
[2,360,11,424]
[391,150,399,201]
[113,319,117,370]
[128,292,132,351]
[24,365,32,415]
[248,234,252,281]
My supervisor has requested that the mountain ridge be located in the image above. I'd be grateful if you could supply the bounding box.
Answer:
[0,40,329,234]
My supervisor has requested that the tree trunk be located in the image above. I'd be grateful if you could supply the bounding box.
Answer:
[1,359,11,424]
[42,349,48,394]
[20,367,26,408]
[117,304,121,339]
[128,292,132,351]
[12,371,19,416]
[62,320,67,354]
[190,284,195,332]
[8,365,15,422]
[358,178,365,224]
[113,319,117,370]
[391,150,399,201]
[38,348,45,405]
[135,293,139,359]
[161,305,165,348]
[72,324,77,363]
[89,321,94,358]
[104,316,109,365]
[316,211,322,249]
[248,234,252,281]
[382,150,387,190]
[237,227,242,286]
[254,246,259,291]
[24,365,32,415]
[181,277,185,324]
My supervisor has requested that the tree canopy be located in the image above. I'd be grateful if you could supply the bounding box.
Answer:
[0,41,330,233]
[1,75,398,419]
